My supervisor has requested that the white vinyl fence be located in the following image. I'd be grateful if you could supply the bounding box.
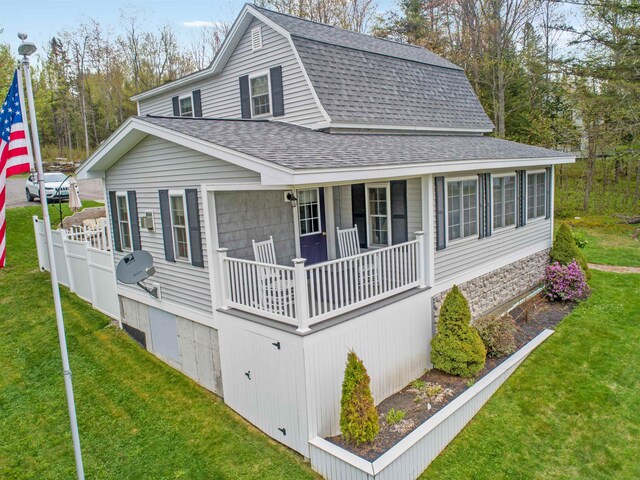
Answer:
[33,216,120,320]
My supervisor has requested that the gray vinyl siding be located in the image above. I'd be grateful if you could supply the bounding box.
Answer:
[334,179,422,240]
[434,168,553,284]
[406,177,422,239]
[105,136,260,315]
[138,18,325,127]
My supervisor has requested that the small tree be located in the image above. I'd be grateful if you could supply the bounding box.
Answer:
[551,223,591,279]
[340,351,379,445]
[431,286,486,377]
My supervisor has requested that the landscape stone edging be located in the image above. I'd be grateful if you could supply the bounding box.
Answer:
[309,328,555,480]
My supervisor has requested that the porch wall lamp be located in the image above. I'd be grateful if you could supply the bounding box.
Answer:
[286,191,298,207]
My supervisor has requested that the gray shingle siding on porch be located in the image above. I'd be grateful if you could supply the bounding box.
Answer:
[139,116,570,170]
[215,190,296,264]
[292,37,493,130]
[105,136,260,315]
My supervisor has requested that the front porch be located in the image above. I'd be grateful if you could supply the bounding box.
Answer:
[218,234,426,331]
[209,180,431,332]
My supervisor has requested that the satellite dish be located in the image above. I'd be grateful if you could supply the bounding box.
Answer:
[116,250,158,297]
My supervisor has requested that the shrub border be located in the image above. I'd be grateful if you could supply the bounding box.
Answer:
[309,329,555,480]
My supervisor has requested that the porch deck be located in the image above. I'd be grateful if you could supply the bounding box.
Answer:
[218,233,426,331]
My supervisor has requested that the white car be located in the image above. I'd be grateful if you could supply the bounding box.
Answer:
[25,172,71,202]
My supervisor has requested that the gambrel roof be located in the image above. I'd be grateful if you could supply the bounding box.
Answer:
[131,4,494,133]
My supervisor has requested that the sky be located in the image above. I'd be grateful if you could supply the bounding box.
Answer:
[0,0,581,61]
[0,0,397,56]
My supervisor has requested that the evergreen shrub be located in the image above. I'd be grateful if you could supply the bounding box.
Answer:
[551,223,591,279]
[340,351,379,445]
[430,286,486,378]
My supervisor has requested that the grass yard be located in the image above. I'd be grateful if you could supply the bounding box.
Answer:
[422,271,640,477]
[0,204,318,479]
[556,216,640,267]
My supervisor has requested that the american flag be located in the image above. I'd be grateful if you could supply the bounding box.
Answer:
[1,71,31,268]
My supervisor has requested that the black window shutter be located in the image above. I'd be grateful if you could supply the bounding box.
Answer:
[478,173,486,240]
[435,176,446,251]
[270,66,285,117]
[516,170,527,228]
[127,191,141,251]
[485,173,492,237]
[108,191,122,252]
[172,96,180,116]
[239,75,251,119]
[478,173,491,239]
[390,180,408,245]
[351,184,367,248]
[192,90,202,117]
[158,190,175,262]
[185,189,204,268]
[545,167,552,219]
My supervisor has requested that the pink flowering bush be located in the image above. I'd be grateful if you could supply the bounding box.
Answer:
[544,260,590,302]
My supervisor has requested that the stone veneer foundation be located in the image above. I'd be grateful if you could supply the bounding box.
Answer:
[433,249,550,322]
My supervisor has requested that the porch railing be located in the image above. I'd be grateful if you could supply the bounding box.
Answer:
[64,223,110,251]
[218,232,426,332]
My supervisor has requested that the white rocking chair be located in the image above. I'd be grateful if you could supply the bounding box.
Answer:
[252,236,295,316]
[336,226,379,292]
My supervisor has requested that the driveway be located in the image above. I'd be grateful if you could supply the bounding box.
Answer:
[6,176,104,208]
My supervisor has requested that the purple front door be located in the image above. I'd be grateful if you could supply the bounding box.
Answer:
[298,188,328,265]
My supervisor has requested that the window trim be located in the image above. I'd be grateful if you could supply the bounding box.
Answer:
[491,172,517,232]
[249,71,271,118]
[526,169,547,222]
[178,93,194,117]
[445,175,479,245]
[297,188,322,237]
[365,182,392,248]
[168,190,191,263]
[115,192,132,252]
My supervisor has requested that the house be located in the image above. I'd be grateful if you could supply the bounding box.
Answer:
[77,4,574,459]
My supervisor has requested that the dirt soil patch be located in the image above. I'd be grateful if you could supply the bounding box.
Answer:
[328,293,577,461]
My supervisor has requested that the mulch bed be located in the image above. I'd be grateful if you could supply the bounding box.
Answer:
[328,293,578,461]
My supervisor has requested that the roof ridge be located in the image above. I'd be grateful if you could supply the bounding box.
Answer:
[251,4,425,51]
[250,4,461,70]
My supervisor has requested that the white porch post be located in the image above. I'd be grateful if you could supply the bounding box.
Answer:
[293,258,310,333]
[422,175,436,287]
[217,248,230,310]
[415,231,427,288]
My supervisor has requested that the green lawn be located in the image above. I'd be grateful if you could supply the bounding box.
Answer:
[0,204,317,479]
[559,216,640,267]
[422,274,640,477]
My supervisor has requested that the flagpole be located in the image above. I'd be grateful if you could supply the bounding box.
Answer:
[18,35,86,480]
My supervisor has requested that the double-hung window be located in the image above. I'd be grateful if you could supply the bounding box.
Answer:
[179,95,193,117]
[492,175,516,229]
[250,74,270,116]
[169,191,190,261]
[527,172,546,220]
[116,192,132,250]
[447,179,478,241]
[366,184,390,247]
[298,188,321,235]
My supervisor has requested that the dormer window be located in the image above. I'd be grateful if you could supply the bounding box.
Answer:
[251,26,263,52]
[179,95,193,117]
[250,74,270,116]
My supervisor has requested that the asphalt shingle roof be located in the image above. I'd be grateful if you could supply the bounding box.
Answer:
[253,5,461,70]
[140,116,569,171]
[292,37,494,130]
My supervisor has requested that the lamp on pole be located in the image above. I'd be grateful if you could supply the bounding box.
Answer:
[18,33,86,480]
